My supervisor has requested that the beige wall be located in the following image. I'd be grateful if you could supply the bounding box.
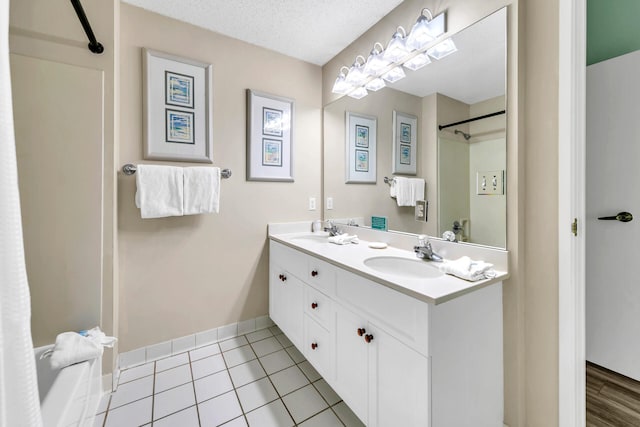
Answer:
[118,4,322,351]
[9,0,119,371]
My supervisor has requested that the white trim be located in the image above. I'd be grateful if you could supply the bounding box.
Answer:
[558,1,586,426]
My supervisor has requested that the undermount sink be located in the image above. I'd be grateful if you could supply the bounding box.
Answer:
[290,234,329,243]
[364,256,443,279]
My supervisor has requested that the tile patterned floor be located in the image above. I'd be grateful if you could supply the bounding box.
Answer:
[94,326,365,427]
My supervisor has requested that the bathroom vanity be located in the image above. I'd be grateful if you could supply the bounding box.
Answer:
[268,223,508,427]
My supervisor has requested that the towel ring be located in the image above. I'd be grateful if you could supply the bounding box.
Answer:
[122,164,232,179]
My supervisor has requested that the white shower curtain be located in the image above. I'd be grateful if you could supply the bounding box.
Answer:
[0,0,43,425]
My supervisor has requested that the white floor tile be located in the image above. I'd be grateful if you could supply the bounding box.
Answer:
[236,377,279,412]
[228,359,267,388]
[298,360,321,382]
[250,337,282,357]
[153,383,196,420]
[246,328,273,343]
[93,412,105,427]
[191,353,226,379]
[284,346,305,363]
[156,352,189,372]
[155,364,192,393]
[332,401,365,427]
[198,390,243,426]
[194,370,234,402]
[190,343,221,361]
[221,416,249,427]
[313,379,341,406]
[104,396,152,427]
[282,384,328,424]
[268,326,282,336]
[274,334,293,349]
[153,405,199,427]
[110,375,154,409]
[97,393,111,414]
[259,349,295,375]
[118,363,154,385]
[223,345,257,368]
[269,365,309,396]
[220,336,249,352]
[298,408,344,427]
[245,399,294,427]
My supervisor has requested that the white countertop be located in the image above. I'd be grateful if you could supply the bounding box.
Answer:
[269,228,509,305]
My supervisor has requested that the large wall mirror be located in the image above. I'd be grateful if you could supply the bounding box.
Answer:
[323,7,506,248]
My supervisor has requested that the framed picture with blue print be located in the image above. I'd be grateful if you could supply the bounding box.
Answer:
[143,48,213,163]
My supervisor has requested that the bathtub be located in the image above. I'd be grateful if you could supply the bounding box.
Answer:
[34,345,103,427]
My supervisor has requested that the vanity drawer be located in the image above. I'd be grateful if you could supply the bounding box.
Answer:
[304,314,335,381]
[307,257,337,296]
[270,241,308,281]
[336,269,430,356]
[305,286,334,330]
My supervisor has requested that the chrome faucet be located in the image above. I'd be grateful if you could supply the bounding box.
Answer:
[324,220,341,236]
[414,235,443,262]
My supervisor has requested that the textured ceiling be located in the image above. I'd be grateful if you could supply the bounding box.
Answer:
[121,0,405,65]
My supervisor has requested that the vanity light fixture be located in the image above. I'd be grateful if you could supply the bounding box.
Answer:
[332,7,454,99]
[381,66,406,83]
[403,52,432,71]
[383,26,412,62]
[363,42,391,76]
[365,77,386,91]
[345,56,368,86]
[348,86,369,99]
[331,66,353,94]
[405,9,446,50]
[427,38,458,60]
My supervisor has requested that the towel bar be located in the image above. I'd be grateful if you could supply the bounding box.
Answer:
[122,164,232,179]
[383,176,395,186]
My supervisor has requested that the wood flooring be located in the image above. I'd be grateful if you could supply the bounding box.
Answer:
[587,361,640,426]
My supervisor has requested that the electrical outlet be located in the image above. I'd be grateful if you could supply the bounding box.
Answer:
[308,197,316,211]
[326,197,334,210]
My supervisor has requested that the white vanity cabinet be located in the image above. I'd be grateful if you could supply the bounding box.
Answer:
[269,239,503,427]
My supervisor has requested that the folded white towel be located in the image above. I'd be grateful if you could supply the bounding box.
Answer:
[135,165,184,218]
[328,233,359,245]
[184,167,220,215]
[47,332,103,370]
[389,178,397,198]
[438,256,497,282]
[394,177,425,207]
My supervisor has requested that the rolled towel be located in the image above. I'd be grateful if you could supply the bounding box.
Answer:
[328,233,359,245]
[47,332,104,370]
[438,256,497,281]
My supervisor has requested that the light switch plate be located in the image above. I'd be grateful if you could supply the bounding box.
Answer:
[308,197,316,210]
[476,170,504,195]
[326,197,333,210]
[415,200,427,221]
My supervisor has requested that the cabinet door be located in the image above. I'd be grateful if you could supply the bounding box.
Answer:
[269,267,303,349]
[334,304,369,425]
[371,325,430,427]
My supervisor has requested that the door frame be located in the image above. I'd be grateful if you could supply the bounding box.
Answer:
[558,0,586,426]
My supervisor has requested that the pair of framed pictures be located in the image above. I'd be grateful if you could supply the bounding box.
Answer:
[345,110,417,183]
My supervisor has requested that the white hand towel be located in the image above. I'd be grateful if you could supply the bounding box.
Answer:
[48,332,103,370]
[184,167,220,215]
[389,178,397,198]
[328,233,359,245]
[438,256,497,281]
[395,177,425,206]
[135,165,184,218]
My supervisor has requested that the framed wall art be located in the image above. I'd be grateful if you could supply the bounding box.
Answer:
[346,111,377,183]
[392,110,417,175]
[143,48,213,163]
[246,89,294,181]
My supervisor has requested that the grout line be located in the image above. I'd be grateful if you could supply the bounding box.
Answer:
[186,352,202,427]
[150,361,156,424]
[219,333,251,426]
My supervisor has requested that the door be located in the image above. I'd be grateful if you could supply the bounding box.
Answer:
[586,50,640,380]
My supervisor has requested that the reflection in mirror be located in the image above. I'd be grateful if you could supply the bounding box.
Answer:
[323,8,506,248]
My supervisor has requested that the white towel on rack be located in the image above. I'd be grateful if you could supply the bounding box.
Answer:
[135,164,184,218]
[394,177,425,206]
[184,167,220,215]
[389,177,398,198]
